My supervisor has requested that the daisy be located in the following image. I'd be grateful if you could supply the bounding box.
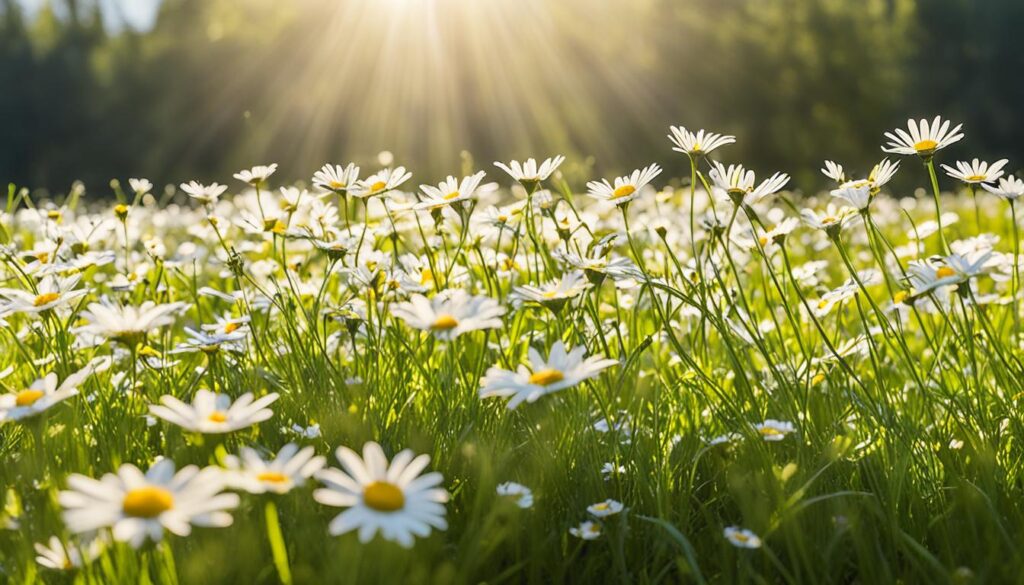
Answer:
[233,164,278,186]
[753,419,796,441]
[496,482,534,509]
[821,160,845,183]
[569,520,602,540]
[149,389,280,434]
[391,290,504,341]
[723,526,762,549]
[907,251,992,294]
[709,162,789,206]
[883,116,964,157]
[800,204,858,237]
[0,274,89,316]
[34,536,104,571]
[353,167,413,198]
[667,127,735,157]
[586,164,662,206]
[314,441,449,548]
[128,178,153,196]
[414,171,487,211]
[942,159,1008,185]
[587,499,623,518]
[180,181,228,207]
[223,443,326,495]
[982,175,1024,201]
[479,341,617,409]
[0,362,100,423]
[512,270,592,310]
[59,459,239,549]
[494,156,565,187]
[75,300,188,343]
[830,183,873,211]
[313,163,360,194]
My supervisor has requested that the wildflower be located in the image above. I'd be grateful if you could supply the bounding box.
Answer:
[512,270,592,310]
[223,443,326,495]
[353,167,413,198]
[800,204,858,237]
[813,281,860,317]
[907,251,992,294]
[667,127,735,157]
[830,183,872,211]
[34,536,104,571]
[601,462,625,479]
[0,274,89,316]
[313,163,361,194]
[0,363,100,423]
[314,441,448,548]
[391,290,504,341]
[982,175,1024,201]
[128,178,153,196]
[59,459,238,548]
[587,499,623,518]
[496,482,534,509]
[723,526,762,549]
[942,159,1008,185]
[709,162,789,206]
[754,419,796,441]
[494,156,565,188]
[233,164,278,186]
[821,160,845,183]
[180,181,228,207]
[479,341,617,409]
[569,520,602,540]
[414,171,487,211]
[883,116,964,157]
[148,389,280,434]
[586,164,662,206]
[75,300,188,343]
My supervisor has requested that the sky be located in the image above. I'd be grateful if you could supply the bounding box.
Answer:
[17,0,161,31]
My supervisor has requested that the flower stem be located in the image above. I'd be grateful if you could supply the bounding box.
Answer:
[264,500,292,585]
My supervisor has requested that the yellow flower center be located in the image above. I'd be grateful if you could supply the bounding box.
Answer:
[497,214,509,223]
[363,481,405,512]
[208,411,228,423]
[935,266,956,279]
[328,180,346,190]
[966,174,986,182]
[528,368,565,386]
[420,269,434,286]
[224,322,241,334]
[893,291,909,304]
[811,372,826,385]
[542,290,560,299]
[36,252,50,264]
[122,486,174,518]
[432,314,459,330]
[443,190,462,201]
[759,426,782,436]
[368,181,387,193]
[758,236,769,246]
[257,471,289,484]
[15,389,45,407]
[733,532,750,543]
[588,524,601,534]
[817,299,829,309]
[611,185,636,199]
[593,502,610,511]
[914,139,938,152]
[33,292,60,307]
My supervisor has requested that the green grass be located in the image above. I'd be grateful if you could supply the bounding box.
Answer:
[0,151,1021,584]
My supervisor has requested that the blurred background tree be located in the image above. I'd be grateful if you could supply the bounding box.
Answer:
[0,0,1021,195]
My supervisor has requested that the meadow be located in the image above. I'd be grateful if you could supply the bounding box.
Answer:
[0,118,1022,584]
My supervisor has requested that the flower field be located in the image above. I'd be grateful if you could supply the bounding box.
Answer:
[3,118,1024,583]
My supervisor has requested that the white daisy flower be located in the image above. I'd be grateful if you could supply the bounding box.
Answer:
[479,340,617,409]
[512,270,592,309]
[314,441,449,548]
[313,163,360,194]
[148,389,280,434]
[0,274,89,316]
[883,116,964,157]
[34,535,104,571]
[942,159,1008,185]
[128,178,153,196]
[0,362,100,423]
[223,443,326,495]
[569,520,602,540]
[981,175,1024,201]
[830,183,873,211]
[391,290,505,341]
[586,164,662,206]
[821,160,845,183]
[179,181,228,206]
[800,204,859,236]
[753,419,796,441]
[586,499,623,518]
[907,251,992,294]
[667,127,735,156]
[353,167,413,198]
[709,161,789,205]
[496,482,534,509]
[723,526,762,549]
[75,300,189,342]
[59,459,239,549]
[414,171,487,211]
[494,156,565,186]
[233,163,278,186]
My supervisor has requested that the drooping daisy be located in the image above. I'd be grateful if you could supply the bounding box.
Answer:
[223,443,326,495]
[59,459,239,549]
[667,127,735,157]
[586,164,662,206]
[586,499,624,518]
[496,482,534,509]
[709,162,789,206]
[149,389,280,434]
[75,300,188,343]
[753,419,796,441]
[391,290,504,341]
[314,441,448,548]
[353,167,413,198]
[479,341,617,409]
[723,526,762,549]
[0,274,89,316]
[180,181,228,207]
[233,164,278,186]
[942,159,1008,185]
[0,362,101,423]
[494,156,565,187]
[883,116,964,157]
[982,175,1024,201]
[569,520,603,540]
[313,163,361,194]
[414,171,487,211]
